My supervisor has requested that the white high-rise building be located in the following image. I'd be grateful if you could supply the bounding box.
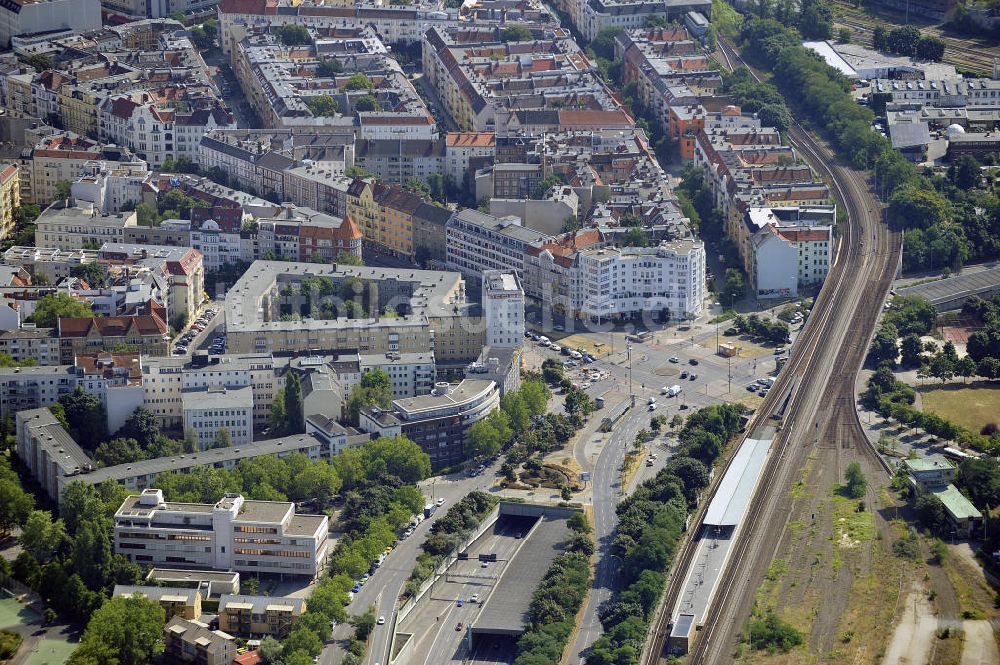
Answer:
[482,270,524,349]
[575,239,706,321]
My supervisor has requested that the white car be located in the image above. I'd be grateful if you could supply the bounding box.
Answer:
[436,497,445,506]
[377,615,386,625]
[581,382,591,389]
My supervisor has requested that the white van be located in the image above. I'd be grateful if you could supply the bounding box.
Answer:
[667,385,682,397]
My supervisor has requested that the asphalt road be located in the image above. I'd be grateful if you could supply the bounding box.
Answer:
[321,458,504,665]
[418,519,528,664]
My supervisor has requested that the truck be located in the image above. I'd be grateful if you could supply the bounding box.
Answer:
[423,503,436,518]
[667,385,682,397]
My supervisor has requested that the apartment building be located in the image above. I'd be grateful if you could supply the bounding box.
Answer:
[0,365,80,422]
[142,353,277,431]
[230,27,433,137]
[574,239,706,321]
[114,489,330,578]
[521,229,602,314]
[360,378,500,469]
[0,327,60,365]
[482,271,525,349]
[164,617,235,665]
[34,200,139,251]
[555,0,711,42]
[99,93,235,168]
[422,26,627,132]
[255,206,363,264]
[218,594,306,639]
[0,0,102,46]
[73,352,145,433]
[113,585,202,620]
[15,408,94,500]
[182,385,255,449]
[190,207,245,272]
[97,243,205,326]
[15,407,358,499]
[57,301,170,362]
[223,261,484,364]
[29,133,145,205]
[733,205,835,300]
[446,209,549,280]
[70,160,150,215]
[0,164,20,242]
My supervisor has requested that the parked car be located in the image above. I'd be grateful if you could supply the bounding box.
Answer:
[377,616,385,625]
[689,358,699,365]
[669,356,679,363]
[456,622,464,631]
[680,371,688,379]
[689,373,697,381]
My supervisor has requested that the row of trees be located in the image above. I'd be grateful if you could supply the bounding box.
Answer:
[514,515,593,665]
[861,367,999,451]
[872,25,945,61]
[404,490,499,597]
[586,403,744,664]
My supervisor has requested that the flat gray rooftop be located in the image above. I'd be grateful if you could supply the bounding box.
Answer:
[897,265,1000,309]
[703,437,771,527]
[471,516,569,636]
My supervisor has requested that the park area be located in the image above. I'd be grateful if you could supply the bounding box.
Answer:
[0,592,76,665]
[918,383,1000,435]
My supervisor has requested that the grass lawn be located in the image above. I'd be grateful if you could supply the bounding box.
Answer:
[918,383,1000,434]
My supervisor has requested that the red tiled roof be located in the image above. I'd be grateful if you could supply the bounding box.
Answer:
[58,311,167,338]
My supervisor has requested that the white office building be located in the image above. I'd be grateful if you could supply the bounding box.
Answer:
[575,239,706,321]
[481,270,525,349]
[114,489,329,578]
[182,385,254,449]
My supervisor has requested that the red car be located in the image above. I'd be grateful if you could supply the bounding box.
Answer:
[455,622,464,631]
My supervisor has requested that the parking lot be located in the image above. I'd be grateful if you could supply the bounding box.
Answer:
[172,303,225,356]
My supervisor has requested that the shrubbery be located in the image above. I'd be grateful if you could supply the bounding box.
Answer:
[514,550,591,665]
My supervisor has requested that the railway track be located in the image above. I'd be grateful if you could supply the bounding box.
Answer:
[640,39,902,665]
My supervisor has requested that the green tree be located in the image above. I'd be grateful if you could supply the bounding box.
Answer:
[345,73,374,90]
[466,419,501,459]
[915,493,948,533]
[900,333,924,367]
[531,174,562,200]
[622,227,650,247]
[70,263,107,288]
[93,438,146,467]
[134,202,160,227]
[520,380,549,416]
[277,24,312,46]
[887,186,949,231]
[183,427,199,453]
[844,462,867,499]
[335,251,363,266]
[55,180,72,200]
[290,463,342,504]
[354,95,380,112]
[952,155,981,190]
[500,392,531,434]
[285,372,304,433]
[501,25,533,42]
[723,268,747,302]
[283,627,323,658]
[19,511,66,561]
[71,519,112,589]
[404,176,430,198]
[344,369,392,426]
[0,479,34,536]
[270,387,287,434]
[213,427,233,449]
[257,636,283,664]
[317,57,343,77]
[27,293,94,327]
[58,386,107,450]
[68,595,165,665]
[305,95,339,117]
[837,27,851,43]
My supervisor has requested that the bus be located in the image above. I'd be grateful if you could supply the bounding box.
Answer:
[942,446,978,462]
[626,331,653,343]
